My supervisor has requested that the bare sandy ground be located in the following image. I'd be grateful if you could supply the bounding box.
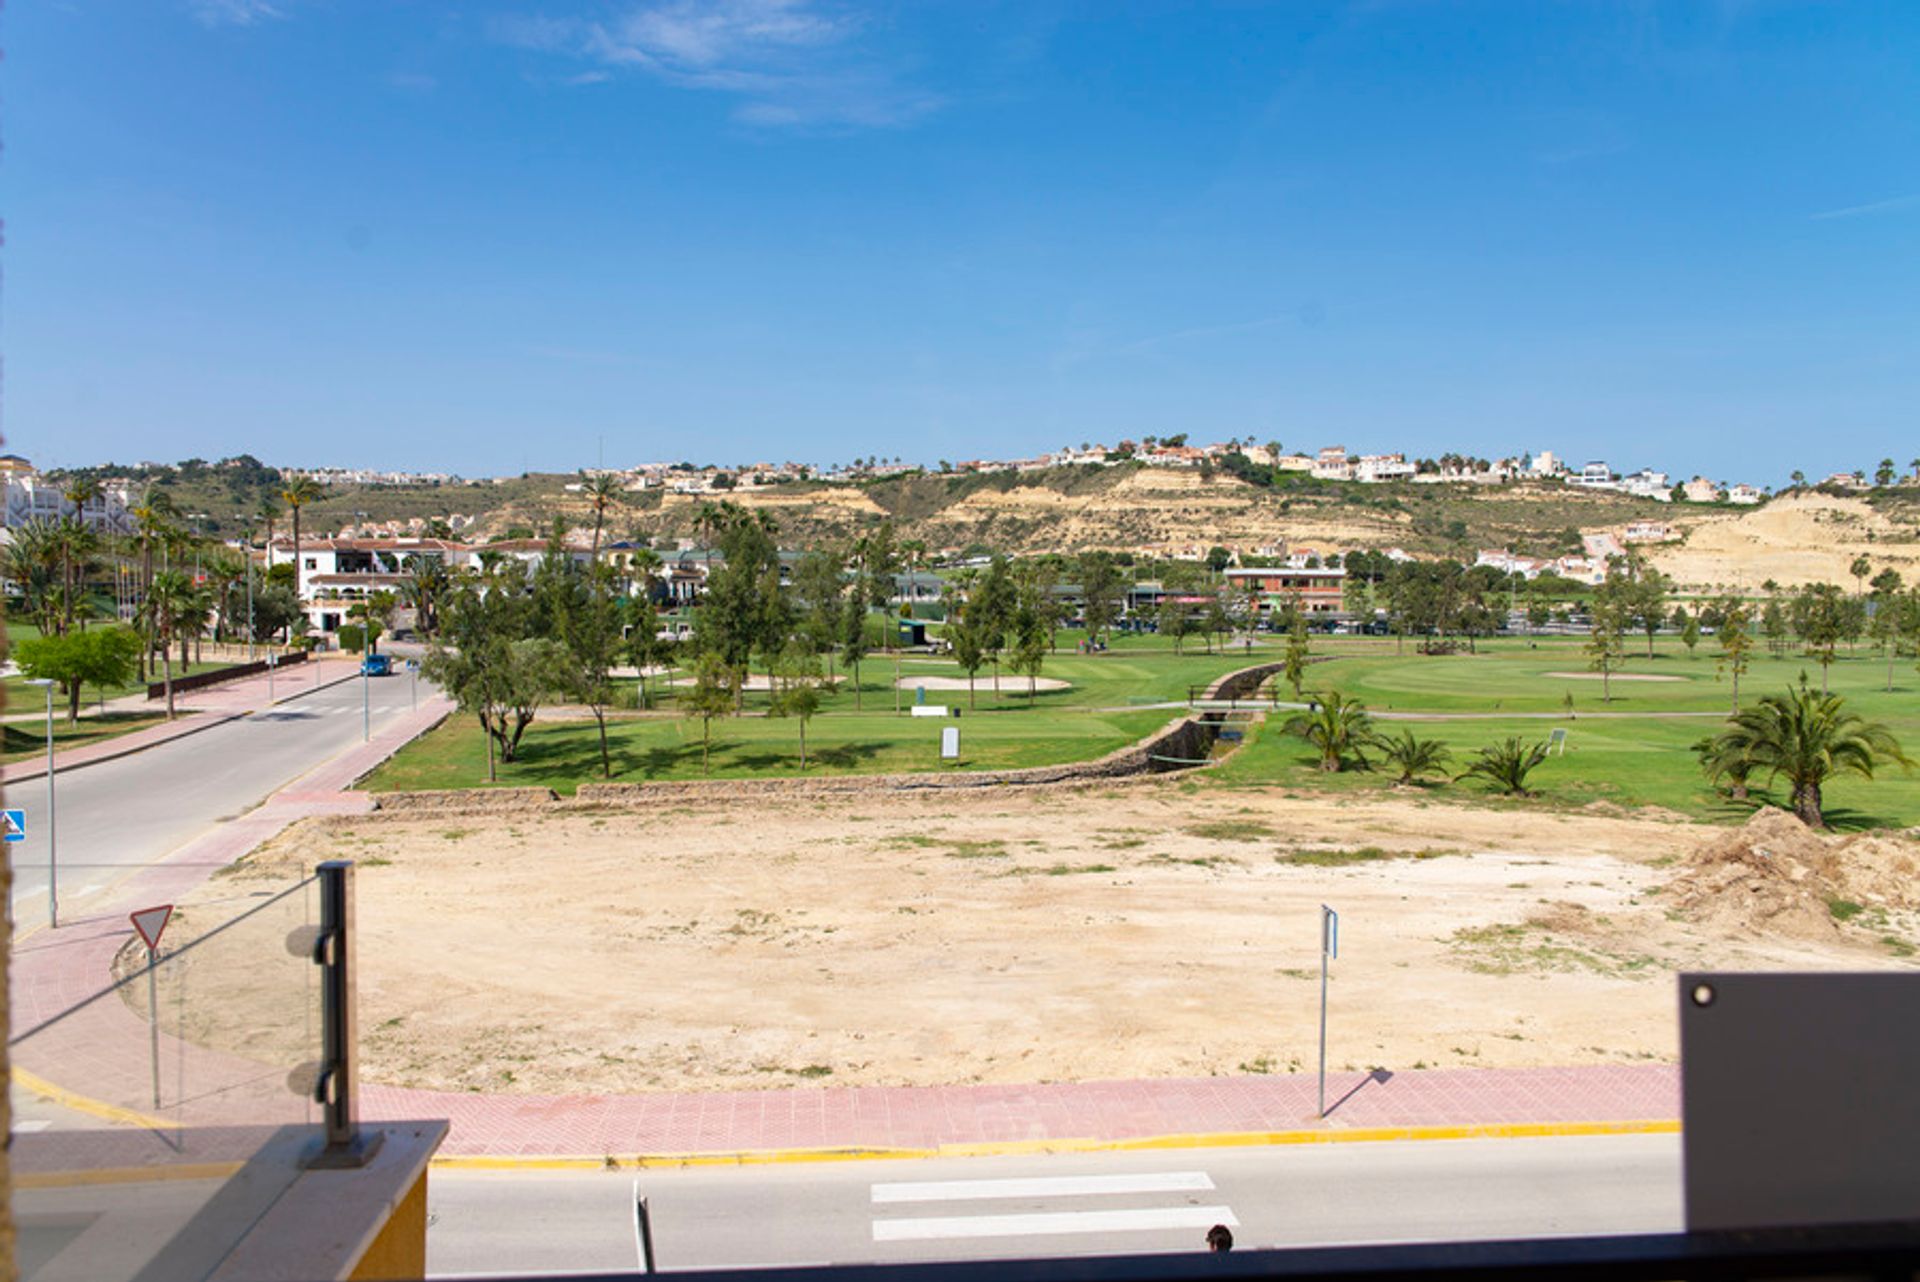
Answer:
[173,783,1916,1097]
[896,675,1072,692]
[1654,494,1920,591]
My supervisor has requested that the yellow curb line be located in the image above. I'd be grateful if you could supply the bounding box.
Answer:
[16,1162,243,1190]
[430,1118,1681,1172]
[12,1067,179,1132]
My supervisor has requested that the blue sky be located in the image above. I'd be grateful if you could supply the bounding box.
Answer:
[10,2,1919,483]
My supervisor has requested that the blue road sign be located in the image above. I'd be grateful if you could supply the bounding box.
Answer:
[3,810,25,843]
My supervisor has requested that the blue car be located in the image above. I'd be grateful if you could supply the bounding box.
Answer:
[361,653,393,677]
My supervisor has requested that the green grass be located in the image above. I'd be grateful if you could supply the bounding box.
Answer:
[3,620,237,709]
[365,706,1171,795]
[368,631,1283,792]
[0,712,170,765]
[1209,638,1920,830]
[1186,819,1276,842]
[1283,846,1450,866]
[369,631,1920,824]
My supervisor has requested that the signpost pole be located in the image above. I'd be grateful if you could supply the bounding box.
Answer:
[130,906,174,1110]
[1318,904,1337,1119]
[147,953,162,1108]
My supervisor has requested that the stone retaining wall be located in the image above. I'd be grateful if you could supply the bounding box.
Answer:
[1205,662,1284,703]
[371,786,559,814]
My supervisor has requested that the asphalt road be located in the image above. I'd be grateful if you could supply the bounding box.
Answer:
[6,673,422,935]
[426,1134,1683,1275]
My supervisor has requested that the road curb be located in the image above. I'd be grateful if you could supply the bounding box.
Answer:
[2,669,362,785]
[429,1117,1682,1171]
[10,1066,178,1132]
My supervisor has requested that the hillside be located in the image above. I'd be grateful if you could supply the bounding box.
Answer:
[487,466,1693,561]
[1647,492,1920,592]
[61,459,1920,589]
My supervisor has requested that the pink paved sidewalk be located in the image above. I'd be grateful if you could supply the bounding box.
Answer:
[360,1063,1677,1159]
[10,688,1681,1161]
[1,655,364,785]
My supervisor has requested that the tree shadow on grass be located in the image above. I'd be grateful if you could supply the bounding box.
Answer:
[628,742,704,780]
[1810,803,1903,835]
[811,740,890,769]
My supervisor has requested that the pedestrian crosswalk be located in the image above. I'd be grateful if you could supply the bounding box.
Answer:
[870,1171,1237,1244]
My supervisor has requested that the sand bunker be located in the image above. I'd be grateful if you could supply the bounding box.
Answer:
[1543,671,1686,683]
[1665,809,1920,941]
[667,673,782,691]
[897,675,1071,692]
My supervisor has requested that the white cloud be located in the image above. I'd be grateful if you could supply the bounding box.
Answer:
[188,0,283,27]
[1810,192,1920,221]
[495,0,936,129]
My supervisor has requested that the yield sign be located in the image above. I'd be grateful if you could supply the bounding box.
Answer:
[130,905,174,953]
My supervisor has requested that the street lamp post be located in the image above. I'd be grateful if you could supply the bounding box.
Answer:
[24,678,57,928]
[238,512,255,663]
[362,660,370,742]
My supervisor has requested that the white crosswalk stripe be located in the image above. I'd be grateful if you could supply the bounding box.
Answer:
[874,1172,1216,1204]
[870,1171,1235,1244]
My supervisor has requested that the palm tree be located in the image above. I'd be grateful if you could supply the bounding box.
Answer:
[140,570,200,719]
[130,488,178,679]
[1457,737,1552,796]
[1282,691,1372,772]
[255,494,282,553]
[1369,728,1452,785]
[57,478,102,630]
[279,475,323,603]
[580,470,624,560]
[400,555,450,638]
[5,520,63,635]
[1695,687,1911,828]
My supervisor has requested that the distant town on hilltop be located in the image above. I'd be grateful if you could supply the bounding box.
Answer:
[38,435,1918,505]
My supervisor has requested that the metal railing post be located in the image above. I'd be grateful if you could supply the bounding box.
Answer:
[308,860,384,1167]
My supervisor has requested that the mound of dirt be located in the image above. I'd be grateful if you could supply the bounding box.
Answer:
[1665,809,1920,940]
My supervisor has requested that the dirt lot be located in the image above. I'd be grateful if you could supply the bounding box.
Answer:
[178,783,1920,1096]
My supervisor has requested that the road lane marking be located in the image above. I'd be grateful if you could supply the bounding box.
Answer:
[427,1121,1680,1170]
[873,1172,1214,1204]
[873,1206,1237,1242]
[13,1120,50,1133]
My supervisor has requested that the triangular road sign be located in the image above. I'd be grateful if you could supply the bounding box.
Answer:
[130,905,173,953]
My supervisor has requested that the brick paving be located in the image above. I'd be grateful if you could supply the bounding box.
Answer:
[10,690,1682,1162]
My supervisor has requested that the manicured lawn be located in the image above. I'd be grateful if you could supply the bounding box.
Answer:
[641,634,1283,717]
[367,707,1175,795]
[369,627,1920,823]
[5,620,237,709]
[1210,639,1920,831]
[0,712,171,766]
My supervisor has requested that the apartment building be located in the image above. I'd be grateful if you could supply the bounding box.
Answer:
[1222,565,1348,614]
[267,537,474,634]
[1,459,135,535]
